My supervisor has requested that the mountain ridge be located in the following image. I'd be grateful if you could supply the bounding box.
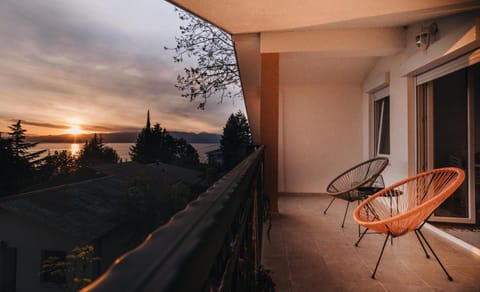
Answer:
[27,131,221,144]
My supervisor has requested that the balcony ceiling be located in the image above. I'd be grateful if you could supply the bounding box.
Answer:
[168,0,480,34]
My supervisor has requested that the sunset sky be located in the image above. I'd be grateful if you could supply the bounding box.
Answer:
[0,0,245,136]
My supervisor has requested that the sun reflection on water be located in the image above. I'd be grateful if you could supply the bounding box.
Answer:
[70,143,80,156]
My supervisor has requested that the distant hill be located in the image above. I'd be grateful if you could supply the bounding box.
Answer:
[169,131,221,144]
[27,131,221,144]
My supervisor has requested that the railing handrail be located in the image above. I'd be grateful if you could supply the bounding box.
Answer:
[83,146,265,292]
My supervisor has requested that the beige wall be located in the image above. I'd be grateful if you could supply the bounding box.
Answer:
[278,54,372,193]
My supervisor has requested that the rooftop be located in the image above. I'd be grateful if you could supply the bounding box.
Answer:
[262,195,480,291]
[0,162,204,241]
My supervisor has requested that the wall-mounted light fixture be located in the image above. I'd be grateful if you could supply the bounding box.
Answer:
[416,22,438,50]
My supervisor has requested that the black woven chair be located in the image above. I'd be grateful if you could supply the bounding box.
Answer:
[323,157,389,228]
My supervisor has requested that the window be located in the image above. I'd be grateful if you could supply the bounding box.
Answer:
[373,94,390,155]
[40,250,66,284]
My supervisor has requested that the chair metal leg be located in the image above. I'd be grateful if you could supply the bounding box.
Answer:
[355,227,369,247]
[372,233,390,279]
[414,230,430,258]
[357,200,361,237]
[417,229,453,281]
[323,197,336,214]
[341,200,350,228]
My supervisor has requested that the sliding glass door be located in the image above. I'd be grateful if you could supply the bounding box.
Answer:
[416,63,479,223]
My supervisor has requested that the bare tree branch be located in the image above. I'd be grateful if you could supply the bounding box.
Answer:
[166,9,242,110]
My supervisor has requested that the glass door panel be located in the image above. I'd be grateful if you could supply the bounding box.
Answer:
[431,68,469,218]
[417,62,479,223]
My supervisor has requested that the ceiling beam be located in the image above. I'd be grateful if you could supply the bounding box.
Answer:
[261,27,406,57]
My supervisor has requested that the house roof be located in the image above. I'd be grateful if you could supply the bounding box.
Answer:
[0,162,203,241]
[94,161,204,186]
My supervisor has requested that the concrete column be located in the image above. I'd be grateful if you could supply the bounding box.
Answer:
[261,53,279,213]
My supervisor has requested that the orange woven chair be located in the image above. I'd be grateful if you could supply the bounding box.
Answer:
[323,157,389,229]
[353,167,465,280]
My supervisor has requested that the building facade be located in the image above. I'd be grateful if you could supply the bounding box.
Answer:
[168,0,480,224]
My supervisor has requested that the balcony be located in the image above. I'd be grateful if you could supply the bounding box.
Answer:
[83,147,480,291]
[263,195,480,291]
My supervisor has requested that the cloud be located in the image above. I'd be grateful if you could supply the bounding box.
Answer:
[16,120,70,130]
[0,0,245,136]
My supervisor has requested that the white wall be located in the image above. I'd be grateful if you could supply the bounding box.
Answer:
[362,52,410,186]
[274,10,480,193]
[278,54,374,193]
[362,10,480,186]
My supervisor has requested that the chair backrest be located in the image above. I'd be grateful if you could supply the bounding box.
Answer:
[354,167,465,236]
[326,157,389,195]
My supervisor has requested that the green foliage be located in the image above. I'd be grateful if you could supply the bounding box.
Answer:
[130,111,200,168]
[167,9,241,109]
[41,245,100,292]
[220,111,253,170]
[77,134,119,166]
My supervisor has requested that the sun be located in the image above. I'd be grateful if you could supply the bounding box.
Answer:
[67,126,83,135]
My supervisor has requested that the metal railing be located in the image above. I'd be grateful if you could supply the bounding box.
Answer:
[83,146,266,292]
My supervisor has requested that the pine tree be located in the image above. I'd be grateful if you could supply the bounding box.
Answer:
[175,138,200,168]
[40,150,77,179]
[130,111,200,168]
[0,121,46,195]
[8,120,45,164]
[0,135,19,195]
[77,134,119,166]
[220,111,253,171]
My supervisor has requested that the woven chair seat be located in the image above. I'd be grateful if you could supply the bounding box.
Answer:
[326,157,389,199]
[354,167,464,237]
[323,157,389,229]
[353,167,465,280]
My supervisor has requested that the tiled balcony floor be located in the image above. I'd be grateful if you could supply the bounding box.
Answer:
[262,195,480,291]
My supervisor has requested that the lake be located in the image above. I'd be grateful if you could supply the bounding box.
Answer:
[31,143,220,163]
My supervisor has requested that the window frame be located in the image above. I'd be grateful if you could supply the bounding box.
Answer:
[371,87,390,156]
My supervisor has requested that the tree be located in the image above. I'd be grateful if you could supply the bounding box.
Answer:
[40,150,78,179]
[0,135,19,195]
[41,245,100,291]
[8,120,45,165]
[175,138,200,168]
[114,179,197,244]
[130,111,200,168]
[77,134,119,166]
[0,121,46,195]
[130,111,175,163]
[220,111,253,170]
[167,9,241,109]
